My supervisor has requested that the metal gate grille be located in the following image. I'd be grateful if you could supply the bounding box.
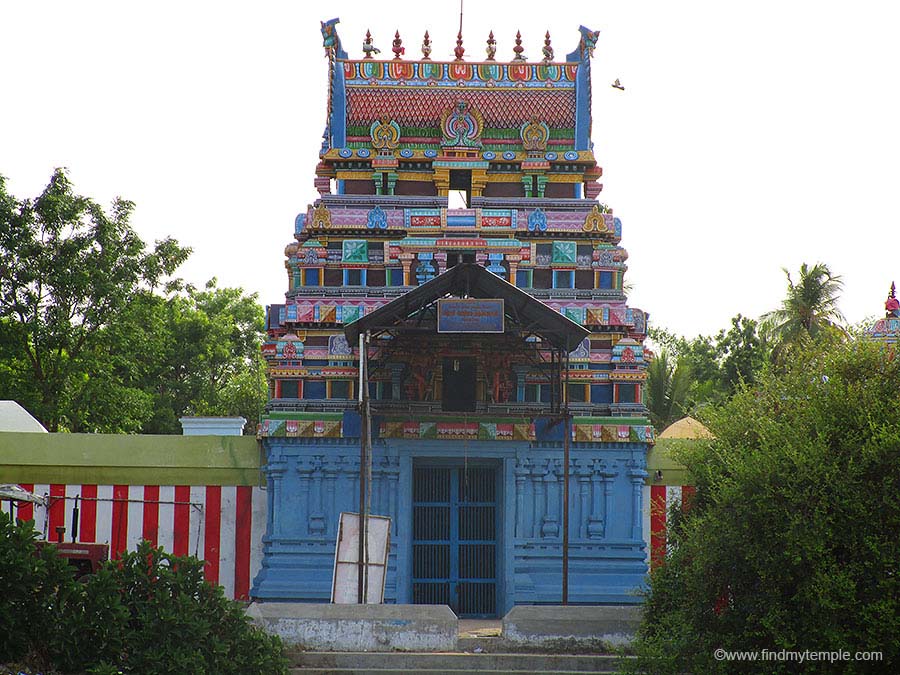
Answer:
[412,466,497,617]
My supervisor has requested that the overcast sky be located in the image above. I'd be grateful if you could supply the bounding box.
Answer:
[3,1,898,338]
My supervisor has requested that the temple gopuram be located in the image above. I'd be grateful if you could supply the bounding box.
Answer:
[251,19,653,617]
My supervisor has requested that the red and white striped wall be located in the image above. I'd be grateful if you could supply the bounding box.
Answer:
[1,483,266,601]
[642,484,696,571]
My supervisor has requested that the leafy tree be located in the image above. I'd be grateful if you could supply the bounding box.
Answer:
[113,280,267,434]
[0,171,267,433]
[716,313,768,392]
[0,169,189,431]
[648,316,767,426]
[761,262,846,361]
[629,340,900,674]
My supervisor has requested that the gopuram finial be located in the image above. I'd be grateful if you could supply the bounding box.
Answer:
[454,30,465,61]
[421,30,432,60]
[513,30,526,61]
[485,30,496,61]
[392,30,405,59]
[362,29,380,59]
[542,31,554,63]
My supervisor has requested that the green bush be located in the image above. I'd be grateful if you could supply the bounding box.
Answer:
[0,516,286,674]
[628,340,900,674]
[105,542,286,674]
[0,513,77,666]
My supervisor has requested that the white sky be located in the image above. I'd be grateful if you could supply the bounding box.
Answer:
[3,1,898,338]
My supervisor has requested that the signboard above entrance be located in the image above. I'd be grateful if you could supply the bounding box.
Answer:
[437,298,505,333]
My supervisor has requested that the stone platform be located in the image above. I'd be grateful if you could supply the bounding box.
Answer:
[502,605,643,648]
[248,603,641,652]
[247,603,457,652]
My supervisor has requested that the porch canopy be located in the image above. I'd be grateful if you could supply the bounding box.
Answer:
[344,263,589,352]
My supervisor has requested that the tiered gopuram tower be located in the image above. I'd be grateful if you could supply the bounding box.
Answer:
[252,20,653,617]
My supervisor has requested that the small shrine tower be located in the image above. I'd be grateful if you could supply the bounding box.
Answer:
[866,282,900,345]
[252,20,653,617]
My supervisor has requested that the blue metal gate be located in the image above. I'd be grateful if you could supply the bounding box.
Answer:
[412,465,497,617]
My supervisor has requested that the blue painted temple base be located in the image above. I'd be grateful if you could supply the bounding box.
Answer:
[251,437,648,614]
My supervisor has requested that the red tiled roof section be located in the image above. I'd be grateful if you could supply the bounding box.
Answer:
[346,88,576,128]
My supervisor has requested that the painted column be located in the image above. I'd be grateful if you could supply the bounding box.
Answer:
[399,253,415,285]
[324,456,340,537]
[470,168,488,196]
[532,461,544,538]
[433,169,450,196]
[296,459,312,537]
[514,456,529,538]
[267,462,287,536]
[603,472,615,539]
[385,172,398,195]
[629,464,648,542]
[387,455,399,535]
[577,460,591,539]
[587,458,604,539]
[506,254,521,283]
[541,458,559,538]
[513,365,529,403]
[308,457,325,535]
[521,174,533,197]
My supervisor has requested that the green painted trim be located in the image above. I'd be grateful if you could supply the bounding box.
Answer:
[0,433,263,486]
[573,416,652,425]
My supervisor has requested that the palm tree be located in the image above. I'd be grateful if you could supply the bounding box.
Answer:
[646,349,692,431]
[761,262,846,359]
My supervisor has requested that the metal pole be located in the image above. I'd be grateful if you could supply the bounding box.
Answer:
[363,333,372,602]
[358,332,367,604]
[562,349,570,605]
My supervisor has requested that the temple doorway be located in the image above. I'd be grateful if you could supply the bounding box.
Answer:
[411,464,498,617]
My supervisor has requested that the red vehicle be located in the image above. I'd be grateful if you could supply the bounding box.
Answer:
[36,538,110,579]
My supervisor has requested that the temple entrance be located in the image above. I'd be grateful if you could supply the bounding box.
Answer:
[412,465,497,617]
[442,357,477,412]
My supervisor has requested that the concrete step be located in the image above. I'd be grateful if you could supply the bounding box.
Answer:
[457,636,506,653]
[289,651,625,673]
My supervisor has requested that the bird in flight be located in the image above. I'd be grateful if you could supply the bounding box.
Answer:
[612,79,625,91]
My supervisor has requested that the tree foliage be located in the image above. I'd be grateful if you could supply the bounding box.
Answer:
[112,280,267,434]
[645,348,691,430]
[0,170,266,433]
[631,340,900,673]
[0,514,286,674]
[648,314,768,428]
[0,169,188,430]
[761,262,846,361]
